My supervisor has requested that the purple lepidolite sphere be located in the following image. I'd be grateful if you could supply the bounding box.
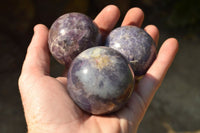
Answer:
[67,46,135,115]
[106,26,157,78]
[48,12,101,66]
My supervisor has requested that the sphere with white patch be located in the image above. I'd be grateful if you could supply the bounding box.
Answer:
[67,46,135,115]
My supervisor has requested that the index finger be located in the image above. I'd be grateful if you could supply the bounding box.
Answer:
[121,7,144,27]
[93,5,120,37]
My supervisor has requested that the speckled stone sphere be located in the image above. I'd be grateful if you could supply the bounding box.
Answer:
[67,46,135,115]
[106,26,157,77]
[48,12,101,66]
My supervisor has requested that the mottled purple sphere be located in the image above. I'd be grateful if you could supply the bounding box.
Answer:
[48,12,101,66]
[67,46,135,115]
[106,26,157,78]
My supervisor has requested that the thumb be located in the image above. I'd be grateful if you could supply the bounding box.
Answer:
[21,24,50,77]
[18,24,50,111]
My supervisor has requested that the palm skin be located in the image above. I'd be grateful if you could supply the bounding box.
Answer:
[18,5,179,133]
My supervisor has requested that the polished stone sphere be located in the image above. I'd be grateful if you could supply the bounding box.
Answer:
[67,46,135,115]
[48,12,101,66]
[106,26,157,77]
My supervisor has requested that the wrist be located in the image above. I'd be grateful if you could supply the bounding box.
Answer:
[27,123,75,133]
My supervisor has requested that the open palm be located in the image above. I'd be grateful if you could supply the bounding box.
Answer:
[18,5,178,133]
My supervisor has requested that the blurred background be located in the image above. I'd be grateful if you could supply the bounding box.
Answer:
[0,0,200,132]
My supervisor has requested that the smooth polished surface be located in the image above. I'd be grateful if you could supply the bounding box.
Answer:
[106,26,157,77]
[48,12,101,66]
[67,46,135,115]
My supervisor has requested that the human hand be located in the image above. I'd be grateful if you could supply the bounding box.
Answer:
[18,5,178,133]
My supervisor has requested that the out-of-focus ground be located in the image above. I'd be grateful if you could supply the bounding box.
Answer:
[0,0,200,133]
